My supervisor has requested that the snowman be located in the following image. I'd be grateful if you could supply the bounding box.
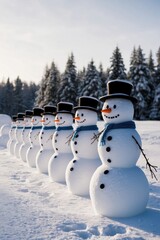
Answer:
[14,113,25,158]
[36,105,57,174]
[48,102,74,183]
[7,115,17,155]
[26,107,44,168]
[90,80,149,218]
[65,96,101,197]
[19,110,33,162]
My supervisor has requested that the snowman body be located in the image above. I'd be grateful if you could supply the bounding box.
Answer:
[36,114,56,174]
[66,109,101,197]
[14,121,24,158]
[19,117,32,162]
[90,97,149,217]
[26,116,42,168]
[48,113,73,183]
[8,123,17,155]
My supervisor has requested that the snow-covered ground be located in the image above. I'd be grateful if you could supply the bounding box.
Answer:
[0,121,160,240]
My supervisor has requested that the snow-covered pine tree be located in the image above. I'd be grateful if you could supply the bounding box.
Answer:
[22,82,38,110]
[58,53,77,105]
[3,78,14,115]
[76,67,86,102]
[13,76,24,114]
[43,61,60,105]
[147,50,156,87]
[80,60,102,99]
[108,46,127,80]
[99,63,107,96]
[149,47,160,119]
[129,46,153,119]
[35,65,50,107]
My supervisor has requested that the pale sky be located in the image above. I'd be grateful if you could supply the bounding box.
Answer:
[0,0,160,84]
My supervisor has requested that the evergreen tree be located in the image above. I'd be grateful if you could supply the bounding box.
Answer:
[99,63,107,96]
[3,78,14,115]
[108,46,127,80]
[155,47,160,86]
[0,81,6,113]
[22,82,38,110]
[35,65,50,107]
[43,61,60,105]
[58,53,77,105]
[81,60,102,99]
[76,67,86,101]
[149,47,160,119]
[13,76,24,114]
[129,46,153,119]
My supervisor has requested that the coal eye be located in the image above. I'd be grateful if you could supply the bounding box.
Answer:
[46,118,48,120]
[113,105,116,109]
[35,119,37,121]
[81,113,84,117]
[77,113,79,117]
[106,105,109,109]
[60,117,62,119]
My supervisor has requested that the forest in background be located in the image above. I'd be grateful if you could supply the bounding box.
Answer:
[0,46,160,120]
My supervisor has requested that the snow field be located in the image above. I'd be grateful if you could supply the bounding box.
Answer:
[0,121,160,239]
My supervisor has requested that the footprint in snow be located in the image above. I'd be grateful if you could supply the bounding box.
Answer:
[99,224,126,236]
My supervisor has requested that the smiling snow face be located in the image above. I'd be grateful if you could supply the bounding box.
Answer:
[54,113,73,127]
[41,115,55,127]
[24,118,31,127]
[102,98,134,124]
[31,116,42,126]
[74,109,97,127]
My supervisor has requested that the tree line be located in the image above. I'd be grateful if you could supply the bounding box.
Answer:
[0,46,160,120]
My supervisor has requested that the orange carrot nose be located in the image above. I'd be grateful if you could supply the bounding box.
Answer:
[54,119,60,122]
[101,108,112,113]
[40,119,45,123]
[74,116,80,120]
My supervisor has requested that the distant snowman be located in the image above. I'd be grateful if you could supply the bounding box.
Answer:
[48,102,74,183]
[19,110,33,162]
[36,105,57,174]
[26,107,44,168]
[65,96,101,197]
[7,115,17,154]
[14,113,25,158]
[90,80,149,218]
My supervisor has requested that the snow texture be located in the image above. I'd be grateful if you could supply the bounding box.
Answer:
[0,121,160,240]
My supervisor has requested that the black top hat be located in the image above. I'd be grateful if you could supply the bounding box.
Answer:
[74,96,99,112]
[17,113,25,120]
[33,107,44,116]
[25,110,33,118]
[99,80,137,103]
[43,105,57,116]
[57,102,74,114]
[12,115,17,122]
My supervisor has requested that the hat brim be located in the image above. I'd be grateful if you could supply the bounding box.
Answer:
[99,94,137,104]
[41,112,56,116]
[74,106,99,112]
[56,111,74,115]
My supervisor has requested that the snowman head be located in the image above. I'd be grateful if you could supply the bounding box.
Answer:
[31,116,42,126]
[54,102,73,127]
[41,105,57,127]
[54,113,73,127]
[100,80,137,123]
[41,114,55,127]
[16,113,25,127]
[24,110,33,127]
[74,96,99,127]
[31,107,44,126]
[74,109,97,127]
[101,98,134,123]
[24,117,31,127]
